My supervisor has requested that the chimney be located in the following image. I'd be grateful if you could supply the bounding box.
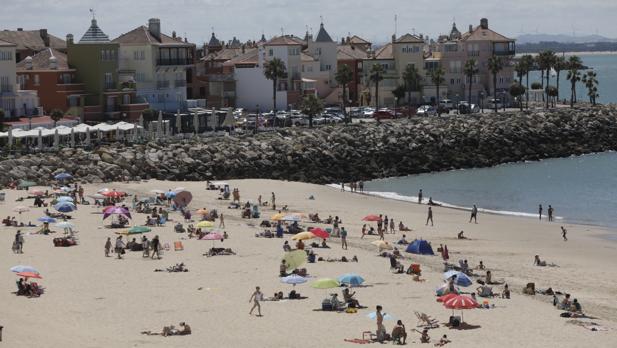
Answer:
[49,55,58,70]
[66,33,74,45]
[469,24,473,33]
[40,29,49,47]
[480,18,488,29]
[148,18,161,41]
[392,34,396,43]
[25,56,33,70]
[242,44,245,54]
[172,31,176,39]
[17,28,23,31]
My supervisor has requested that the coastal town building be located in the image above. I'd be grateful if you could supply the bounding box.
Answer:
[113,18,195,112]
[67,18,147,122]
[303,23,338,102]
[0,28,66,62]
[337,36,371,105]
[0,39,39,119]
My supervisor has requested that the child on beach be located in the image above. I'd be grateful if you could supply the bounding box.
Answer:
[104,237,112,257]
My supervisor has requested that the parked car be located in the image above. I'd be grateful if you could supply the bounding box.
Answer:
[458,102,480,114]
[361,107,375,118]
[416,105,437,116]
[373,109,396,120]
[487,98,502,109]
[439,99,454,111]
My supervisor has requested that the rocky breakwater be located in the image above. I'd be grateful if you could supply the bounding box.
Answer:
[2,106,617,185]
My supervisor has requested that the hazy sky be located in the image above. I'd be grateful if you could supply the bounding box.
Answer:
[2,0,616,45]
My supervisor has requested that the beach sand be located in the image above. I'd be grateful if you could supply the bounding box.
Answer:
[1,179,616,347]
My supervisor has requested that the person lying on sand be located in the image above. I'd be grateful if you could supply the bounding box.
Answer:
[457,231,467,239]
[397,235,409,245]
[142,322,191,336]
[434,334,450,346]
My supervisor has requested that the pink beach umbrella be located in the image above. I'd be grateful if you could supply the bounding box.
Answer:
[103,206,131,220]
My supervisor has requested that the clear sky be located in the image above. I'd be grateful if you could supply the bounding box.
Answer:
[2,0,616,45]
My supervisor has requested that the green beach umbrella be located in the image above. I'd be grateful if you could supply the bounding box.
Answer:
[282,250,307,271]
[18,180,37,189]
[115,226,152,236]
[311,278,340,289]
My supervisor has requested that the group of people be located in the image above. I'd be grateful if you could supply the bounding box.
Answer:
[106,235,161,259]
[342,181,364,193]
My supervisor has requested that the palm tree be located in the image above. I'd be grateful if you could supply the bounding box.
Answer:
[51,109,64,127]
[509,83,526,111]
[335,64,353,123]
[488,55,503,113]
[391,85,406,116]
[369,63,384,110]
[520,55,535,109]
[463,59,478,105]
[402,64,422,115]
[546,86,558,108]
[263,58,287,119]
[566,56,583,108]
[582,71,599,105]
[554,55,566,101]
[430,67,445,115]
[537,50,557,108]
[300,94,324,128]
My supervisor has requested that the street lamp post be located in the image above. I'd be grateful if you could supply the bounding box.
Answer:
[479,91,485,113]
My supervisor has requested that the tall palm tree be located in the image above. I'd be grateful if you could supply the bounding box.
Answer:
[391,85,406,116]
[537,50,557,108]
[582,71,599,105]
[300,93,324,128]
[463,59,478,105]
[402,64,422,115]
[566,56,583,107]
[488,55,503,113]
[554,55,566,101]
[335,64,353,123]
[430,67,445,115]
[369,63,384,109]
[263,58,287,119]
[520,55,535,109]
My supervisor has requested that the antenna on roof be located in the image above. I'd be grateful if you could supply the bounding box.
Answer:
[281,27,284,36]
[412,27,416,35]
[320,15,323,24]
[211,26,215,34]
[394,14,397,37]
[89,8,96,20]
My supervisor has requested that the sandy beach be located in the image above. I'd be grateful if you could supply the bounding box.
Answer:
[1,179,616,348]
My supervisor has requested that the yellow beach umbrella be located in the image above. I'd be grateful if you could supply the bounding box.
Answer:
[283,250,307,271]
[311,278,340,289]
[197,220,214,228]
[271,213,285,221]
[291,232,315,241]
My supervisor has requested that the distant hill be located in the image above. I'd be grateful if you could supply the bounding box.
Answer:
[516,41,617,54]
[517,33,617,44]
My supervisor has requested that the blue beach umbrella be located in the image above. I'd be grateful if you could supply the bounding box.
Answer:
[280,274,308,286]
[165,191,177,199]
[442,270,473,287]
[54,172,73,180]
[367,312,394,320]
[37,216,57,223]
[54,202,76,213]
[57,196,74,203]
[338,273,365,287]
[10,265,39,274]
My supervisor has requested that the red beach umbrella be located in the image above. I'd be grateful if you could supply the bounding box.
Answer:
[437,293,458,303]
[310,228,329,239]
[16,272,42,279]
[443,294,478,323]
[103,191,125,198]
[362,215,381,222]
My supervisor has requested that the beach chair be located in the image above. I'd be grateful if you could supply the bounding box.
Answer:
[415,311,439,328]
[174,241,184,251]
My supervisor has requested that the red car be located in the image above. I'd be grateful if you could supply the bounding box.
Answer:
[373,109,396,120]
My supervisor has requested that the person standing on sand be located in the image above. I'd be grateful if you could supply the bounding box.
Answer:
[219,213,225,228]
[341,227,348,250]
[359,181,364,192]
[418,189,423,204]
[469,205,478,223]
[341,182,345,191]
[390,218,395,234]
[375,305,386,341]
[271,192,276,210]
[377,215,383,234]
[538,204,543,220]
[115,236,125,259]
[104,237,112,257]
[561,226,568,241]
[548,205,554,222]
[142,236,150,258]
[151,235,161,259]
[249,286,263,316]
[361,224,367,239]
[426,207,433,226]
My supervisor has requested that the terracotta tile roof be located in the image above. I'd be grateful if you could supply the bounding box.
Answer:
[374,43,393,59]
[0,29,65,51]
[224,49,259,66]
[16,48,70,71]
[337,44,368,60]
[113,26,194,46]
[0,39,16,47]
[202,47,253,61]
[349,35,371,45]
[462,26,513,42]
[301,51,316,62]
[395,33,424,44]
[265,36,303,46]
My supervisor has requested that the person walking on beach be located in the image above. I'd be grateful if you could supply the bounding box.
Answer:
[341,227,348,250]
[151,235,161,259]
[389,218,395,234]
[115,236,125,259]
[561,226,568,241]
[361,224,367,239]
[249,286,263,316]
[104,237,112,257]
[271,192,276,211]
[375,305,386,341]
[418,189,423,204]
[377,214,383,234]
[548,205,554,222]
[142,236,150,258]
[426,207,433,226]
[469,205,478,223]
[359,181,364,193]
[219,213,225,228]
[14,230,24,253]
[538,204,543,220]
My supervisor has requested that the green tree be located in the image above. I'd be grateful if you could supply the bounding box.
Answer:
[488,55,503,113]
[335,64,353,123]
[369,63,384,109]
[509,83,526,111]
[300,94,324,128]
[50,109,64,127]
[520,55,535,109]
[463,59,479,105]
[263,58,287,119]
[566,56,583,107]
[391,85,406,114]
[141,108,156,121]
[582,71,599,105]
[0,109,5,131]
[546,85,558,108]
[537,50,557,108]
[430,67,445,115]
[402,64,422,114]
[554,55,567,101]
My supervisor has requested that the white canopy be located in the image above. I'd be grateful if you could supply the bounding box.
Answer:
[0,121,142,139]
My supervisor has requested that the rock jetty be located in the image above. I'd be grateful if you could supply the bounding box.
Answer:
[2,106,617,185]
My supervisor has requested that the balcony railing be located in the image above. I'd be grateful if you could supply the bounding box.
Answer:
[156,58,192,66]
[494,50,516,56]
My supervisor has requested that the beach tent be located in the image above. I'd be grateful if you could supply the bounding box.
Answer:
[406,239,434,255]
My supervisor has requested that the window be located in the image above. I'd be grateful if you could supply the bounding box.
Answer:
[140,50,145,60]
[0,76,10,92]
[402,45,420,53]
[135,72,146,82]
[0,50,13,61]
[324,64,331,71]
[104,73,114,89]
[315,48,322,55]
[450,79,455,85]
[17,75,27,89]
[289,47,300,55]
[34,74,40,86]
[268,49,273,57]
[69,96,79,107]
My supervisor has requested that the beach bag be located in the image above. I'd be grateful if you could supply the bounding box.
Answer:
[321,299,333,311]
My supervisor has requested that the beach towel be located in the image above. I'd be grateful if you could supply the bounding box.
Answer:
[174,241,184,251]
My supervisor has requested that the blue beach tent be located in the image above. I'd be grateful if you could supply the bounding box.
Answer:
[405,239,434,255]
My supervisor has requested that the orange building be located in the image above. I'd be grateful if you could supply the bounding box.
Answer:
[16,48,85,115]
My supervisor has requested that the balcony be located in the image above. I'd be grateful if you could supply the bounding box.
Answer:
[156,58,192,66]
[494,50,516,56]
[56,83,86,92]
[175,80,187,87]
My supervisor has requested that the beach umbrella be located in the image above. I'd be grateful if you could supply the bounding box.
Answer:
[16,272,42,280]
[435,283,460,296]
[196,220,214,228]
[88,193,106,200]
[200,232,224,240]
[37,129,43,150]
[54,172,73,181]
[309,228,329,239]
[13,206,29,213]
[54,202,76,213]
[291,232,315,241]
[367,312,394,320]
[443,295,478,322]
[311,278,340,289]
[283,250,307,271]
[102,191,125,198]
[280,274,307,286]
[116,226,151,235]
[173,191,193,207]
[29,189,45,196]
[70,128,75,147]
[10,265,39,274]
[270,213,285,221]
[56,196,74,203]
[55,221,75,230]
[53,128,59,148]
[362,215,381,222]
[442,270,473,287]
[282,214,301,222]
[196,208,209,215]
[371,240,393,251]
[437,293,459,303]
[338,273,365,287]
[37,216,56,223]
[97,188,110,193]
[193,112,199,133]
[103,206,131,220]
